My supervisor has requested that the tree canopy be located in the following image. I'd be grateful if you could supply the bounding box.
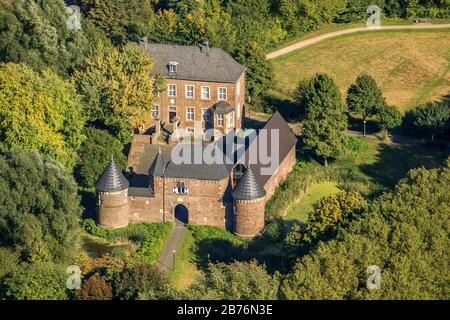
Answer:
[411,101,449,141]
[281,163,450,299]
[298,74,348,166]
[72,44,157,143]
[0,63,85,169]
[0,150,82,263]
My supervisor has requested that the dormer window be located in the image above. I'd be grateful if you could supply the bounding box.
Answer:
[168,61,178,74]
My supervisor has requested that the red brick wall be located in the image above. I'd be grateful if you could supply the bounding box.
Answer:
[98,190,129,229]
[234,198,266,237]
[154,73,245,133]
[263,145,297,199]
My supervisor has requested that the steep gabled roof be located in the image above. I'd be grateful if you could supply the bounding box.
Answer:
[232,167,266,200]
[144,43,245,83]
[149,149,167,177]
[237,111,298,186]
[96,160,129,192]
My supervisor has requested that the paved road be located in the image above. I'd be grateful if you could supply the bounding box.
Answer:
[266,23,450,60]
[156,225,186,273]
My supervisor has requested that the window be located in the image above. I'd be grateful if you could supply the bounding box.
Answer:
[168,84,176,97]
[228,111,235,126]
[186,107,195,121]
[169,65,176,73]
[151,105,159,118]
[186,85,194,98]
[202,108,210,122]
[217,114,224,127]
[218,87,227,101]
[173,181,189,195]
[186,128,195,135]
[201,86,210,100]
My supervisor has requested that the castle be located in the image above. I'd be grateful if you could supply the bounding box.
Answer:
[95,42,298,237]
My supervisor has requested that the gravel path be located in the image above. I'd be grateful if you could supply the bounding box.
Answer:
[266,23,450,60]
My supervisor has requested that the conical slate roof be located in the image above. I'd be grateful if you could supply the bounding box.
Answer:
[96,159,129,192]
[149,149,167,177]
[232,167,266,201]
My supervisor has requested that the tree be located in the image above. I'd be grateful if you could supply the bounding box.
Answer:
[0,63,85,169]
[189,261,279,300]
[412,101,449,142]
[72,44,158,143]
[281,163,450,299]
[0,247,19,280]
[299,74,348,166]
[0,262,67,300]
[376,104,402,140]
[304,191,366,242]
[77,128,127,189]
[0,0,103,76]
[112,262,169,300]
[0,150,82,263]
[347,74,386,134]
[75,273,113,300]
[235,45,274,100]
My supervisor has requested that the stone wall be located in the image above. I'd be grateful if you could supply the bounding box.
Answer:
[234,198,266,237]
[263,145,297,198]
[98,190,129,229]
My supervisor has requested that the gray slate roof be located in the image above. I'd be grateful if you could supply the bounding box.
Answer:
[96,160,129,192]
[232,167,266,200]
[149,149,168,177]
[144,43,245,83]
[212,101,234,115]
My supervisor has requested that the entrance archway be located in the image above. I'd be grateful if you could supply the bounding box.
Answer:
[174,204,188,226]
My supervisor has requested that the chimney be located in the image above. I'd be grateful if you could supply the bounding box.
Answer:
[201,41,210,54]
[139,37,148,50]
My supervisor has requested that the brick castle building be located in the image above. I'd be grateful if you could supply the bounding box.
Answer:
[96,42,297,237]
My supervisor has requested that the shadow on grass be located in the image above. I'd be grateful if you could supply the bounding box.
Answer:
[361,138,450,188]
[261,94,299,120]
[192,236,290,274]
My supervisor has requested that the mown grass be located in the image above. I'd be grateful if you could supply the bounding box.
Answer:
[271,29,450,111]
[170,230,201,290]
[285,181,341,226]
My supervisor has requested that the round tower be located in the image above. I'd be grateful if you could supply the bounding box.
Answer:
[232,167,267,237]
[96,159,129,229]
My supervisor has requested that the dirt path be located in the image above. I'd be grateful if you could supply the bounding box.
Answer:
[266,23,450,60]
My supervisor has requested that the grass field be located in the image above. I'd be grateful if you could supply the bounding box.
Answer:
[285,181,341,226]
[271,29,450,111]
[170,230,201,290]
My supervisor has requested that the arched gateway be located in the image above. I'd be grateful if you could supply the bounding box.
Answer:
[174,204,188,226]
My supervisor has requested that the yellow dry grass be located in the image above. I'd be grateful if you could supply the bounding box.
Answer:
[272,30,450,111]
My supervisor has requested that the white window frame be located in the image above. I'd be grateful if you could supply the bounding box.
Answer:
[168,84,177,97]
[218,87,227,101]
[185,85,195,99]
[169,64,176,73]
[186,128,195,135]
[217,114,224,127]
[186,107,195,121]
[228,111,235,126]
[202,108,210,122]
[201,86,210,100]
[151,105,159,118]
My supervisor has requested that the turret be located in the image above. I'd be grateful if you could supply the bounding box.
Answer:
[96,159,129,229]
[232,166,266,237]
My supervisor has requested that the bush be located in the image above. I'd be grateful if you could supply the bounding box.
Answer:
[0,262,67,300]
[338,136,370,160]
[82,219,108,238]
[75,273,113,300]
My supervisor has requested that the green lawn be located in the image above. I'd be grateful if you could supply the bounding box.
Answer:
[170,229,201,290]
[271,29,450,111]
[285,181,341,226]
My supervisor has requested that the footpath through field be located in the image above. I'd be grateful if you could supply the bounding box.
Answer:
[266,23,450,60]
[156,225,186,273]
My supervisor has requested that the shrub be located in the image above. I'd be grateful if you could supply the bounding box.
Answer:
[83,219,108,238]
[338,136,370,160]
[75,273,113,300]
